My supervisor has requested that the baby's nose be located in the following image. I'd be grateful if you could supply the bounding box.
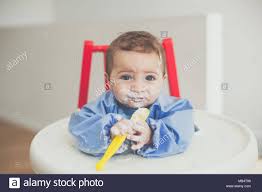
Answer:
[130,82,145,93]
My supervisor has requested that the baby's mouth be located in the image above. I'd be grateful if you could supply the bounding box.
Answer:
[127,96,145,103]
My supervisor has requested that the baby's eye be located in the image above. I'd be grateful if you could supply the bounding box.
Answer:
[120,74,132,80]
[145,75,156,81]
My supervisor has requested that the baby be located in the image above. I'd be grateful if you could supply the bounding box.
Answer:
[69,31,194,158]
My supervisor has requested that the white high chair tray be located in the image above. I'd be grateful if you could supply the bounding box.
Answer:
[30,110,258,174]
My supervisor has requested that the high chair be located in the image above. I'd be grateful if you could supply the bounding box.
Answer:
[30,38,258,174]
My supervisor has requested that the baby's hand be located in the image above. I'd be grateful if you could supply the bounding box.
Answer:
[110,119,135,138]
[127,121,152,150]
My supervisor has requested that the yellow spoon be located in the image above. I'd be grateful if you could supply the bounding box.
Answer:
[96,108,150,171]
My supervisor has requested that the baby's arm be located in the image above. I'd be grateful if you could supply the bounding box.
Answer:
[68,104,128,157]
[136,98,194,158]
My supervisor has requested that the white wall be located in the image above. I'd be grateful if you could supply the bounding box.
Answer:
[0,0,55,27]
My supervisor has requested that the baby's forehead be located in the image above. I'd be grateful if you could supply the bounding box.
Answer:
[112,50,162,73]
[113,61,161,74]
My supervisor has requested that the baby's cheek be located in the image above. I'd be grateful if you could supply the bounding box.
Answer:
[147,85,161,98]
[113,86,130,104]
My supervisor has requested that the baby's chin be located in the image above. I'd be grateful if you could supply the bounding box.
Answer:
[126,102,148,109]
[117,98,154,109]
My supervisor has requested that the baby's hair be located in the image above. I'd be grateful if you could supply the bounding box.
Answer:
[106,31,166,76]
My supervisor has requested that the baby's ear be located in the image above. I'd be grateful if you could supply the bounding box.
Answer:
[104,72,110,81]
[104,72,115,89]
[104,72,111,84]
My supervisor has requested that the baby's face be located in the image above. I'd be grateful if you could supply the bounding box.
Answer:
[109,50,166,108]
